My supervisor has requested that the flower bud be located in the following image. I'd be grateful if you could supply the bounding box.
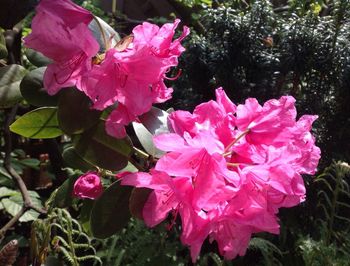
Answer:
[73,172,103,199]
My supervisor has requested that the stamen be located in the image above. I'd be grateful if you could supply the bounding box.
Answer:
[223,129,250,156]
[166,206,179,231]
[164,69,182,81]
[54,53,85,85]
[114,34,133,52]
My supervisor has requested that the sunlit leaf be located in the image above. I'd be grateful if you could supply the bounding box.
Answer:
[133,107,169,158]
[10,107,63,139]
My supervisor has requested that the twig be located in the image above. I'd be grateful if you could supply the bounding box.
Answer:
[0,207,26,237]
[0,105,47,237]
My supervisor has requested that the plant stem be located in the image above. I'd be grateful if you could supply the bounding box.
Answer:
[0,105,47,237]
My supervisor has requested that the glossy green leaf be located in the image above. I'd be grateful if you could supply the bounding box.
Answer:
[25,48,51,67]
[90,181,132,238]
[79,199,94,233]
[58,88,101,135]
[20,67,58,107]
[53,175,79,208]
[62,146,94,172]
[74,122,132,171]
[133,107,169,158]
[10,107,63,139]
[18,158,40,170]
[0,64,27,108]
[129,188,151,220]
[0,31,7,59]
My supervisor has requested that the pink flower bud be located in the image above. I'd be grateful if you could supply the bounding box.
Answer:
[73,172,103,199]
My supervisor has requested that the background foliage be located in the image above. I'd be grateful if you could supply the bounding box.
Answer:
[0,0,349,265]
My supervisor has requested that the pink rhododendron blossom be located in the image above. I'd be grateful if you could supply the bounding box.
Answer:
[73,172,103,200]
[24,0,99,95]
[25,0,189,139]
[121,88,320,262]
[81,19,189,138]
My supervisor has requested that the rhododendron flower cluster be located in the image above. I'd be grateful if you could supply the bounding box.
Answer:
[121,88,321,261]
[24,0,189,138]
[23,0,321,262]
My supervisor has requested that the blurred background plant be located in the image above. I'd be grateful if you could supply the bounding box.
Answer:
[0,0,349,265]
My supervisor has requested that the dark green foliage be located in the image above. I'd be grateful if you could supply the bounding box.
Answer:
[296,161,350,266]
[171,0,350,165]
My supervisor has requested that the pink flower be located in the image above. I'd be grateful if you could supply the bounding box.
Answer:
[121,170,193,227]
[80,19,189,138]
[25,0,189,138]
[121,88,320,261]
[73,172,103,199]
[24,0,99,95]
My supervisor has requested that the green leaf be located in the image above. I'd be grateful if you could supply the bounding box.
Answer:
[1,193,43,222]
[18,158,40,170]
[62,146,94,172]
[74,122,132,171]
[25,48,51,67]
[79,199,94,233]
[10,107,63,139]
[0,64,27,108]
[90,181,132,238]
[133,107,169,158]
[0,175,14,188]
[0,30,7,59]
[0,187,17,198]
[0,166,12,179]
[58,88,101,135]
[20,67,59,107]
[53,175,79,208]
[129,188,151,220]
[118,162,138,173]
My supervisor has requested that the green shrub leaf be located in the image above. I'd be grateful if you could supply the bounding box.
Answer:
[58,88,101,135]
[25,48,51,67]
[62,146,94,172]
[133,107,169,158]
[0,64,27,108]
[90,181,132,238]
[10,107,63,139]
[0,31,7,59]
[20,67,59,107]
[74,122,132,171]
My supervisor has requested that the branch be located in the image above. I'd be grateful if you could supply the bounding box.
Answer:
[0,105,47,237]
[0,207,26,238]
